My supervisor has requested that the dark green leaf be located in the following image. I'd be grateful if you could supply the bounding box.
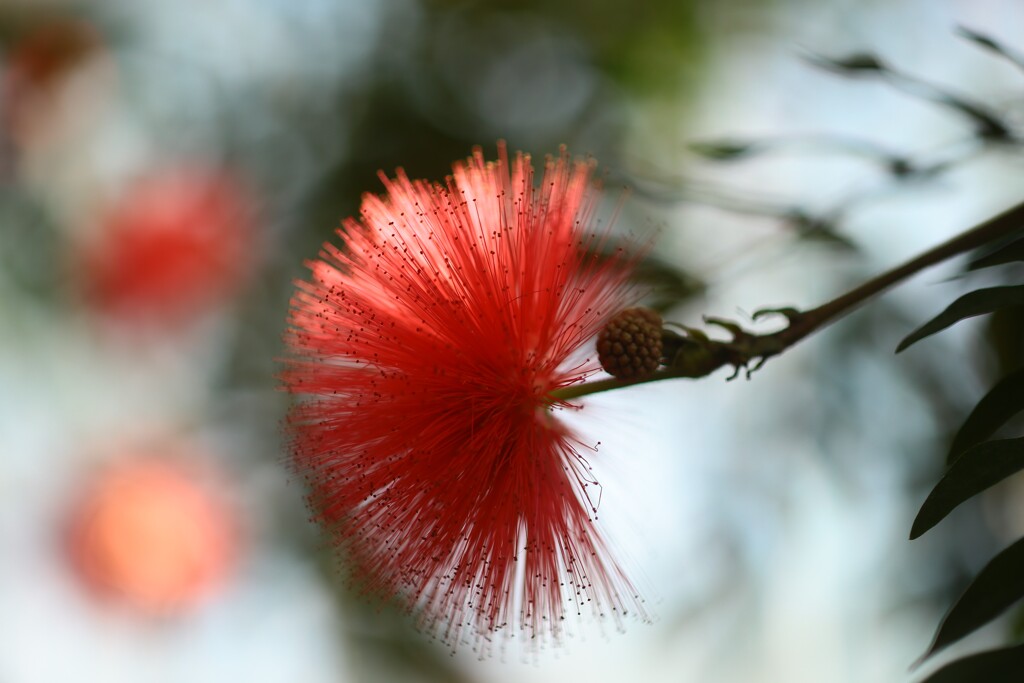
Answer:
[921,537,1024,659]
[807,48,1009,139]
[789,213,858,251]
[631,255,706,313]
[876,67,1011,140]
[912,438,1024,539]
[805,52,887,74]
[896,285,1024,353]
[688,140,759,161]
[947,369,1024,463]
[967,237,1024,271]
[957,26,1003,52]
[918,642,1024,682]
[956,25,1024,73]
[928,93,1010,141]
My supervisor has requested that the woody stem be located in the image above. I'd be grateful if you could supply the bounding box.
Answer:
[550,198,1024,403]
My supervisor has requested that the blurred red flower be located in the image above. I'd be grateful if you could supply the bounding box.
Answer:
[64,450,239,615]
[282,144,646,646]
[77,166,256,325]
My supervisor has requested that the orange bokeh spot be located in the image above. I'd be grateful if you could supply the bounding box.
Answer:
[78,166,257,325]
[65,455,239,614]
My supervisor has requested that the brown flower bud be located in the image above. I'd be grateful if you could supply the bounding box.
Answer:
[597,307,663,379]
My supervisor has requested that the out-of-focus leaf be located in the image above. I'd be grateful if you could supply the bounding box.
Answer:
[930,93,1011,140]
[967,237,1024,271]
[956,26,1006,54]
[886,73,1010,140]
[797,225,859,251]
[884,73,1011,140]
[947,368,1024,463]
[896,285,1024,353]
[919,538,1024,660]
[631,254,706,313]
[887,157,916,177]
[957,25,1024,73]
[588,246,704,313]
[917,643,1024,682]
[805,51,887,74]
[807,50,1010,139]
[690,134,914,174]
[1011,602,1024,642]
[688,140,760,161]
[787,211,859,252]
[911,437,1024,539]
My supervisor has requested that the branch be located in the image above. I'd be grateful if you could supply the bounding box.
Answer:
[551,199,1024,403]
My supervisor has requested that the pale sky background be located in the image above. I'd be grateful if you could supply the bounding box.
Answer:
[2,1,1023,682]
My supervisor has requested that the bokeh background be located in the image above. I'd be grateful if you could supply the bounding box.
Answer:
[2,0,1023,681]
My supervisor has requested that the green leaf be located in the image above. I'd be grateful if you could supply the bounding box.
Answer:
[947,369,1024,463]
[956,25,1024,72]
[921,537,1024,659]
[911,438,1024,539]
[688,140,759,161]
[967,237,1024,271]
[914,90,1010,141]
[807,48,1009,139]
[631,254,706,313]
[896,285,1024,353]
[918,642,1024,682]
[788,212,858,251]
[805,52,887,74]
[956,26,1002,51]
[931,94,1010,141]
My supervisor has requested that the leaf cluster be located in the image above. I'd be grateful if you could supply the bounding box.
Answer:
[901,222,1024,681]
[687,26,1024,682]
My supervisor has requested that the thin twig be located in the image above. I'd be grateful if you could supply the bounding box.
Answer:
[550,198,1024,403]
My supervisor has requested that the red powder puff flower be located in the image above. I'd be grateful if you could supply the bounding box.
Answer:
[282,144,647,647]
[77,165,256,325]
